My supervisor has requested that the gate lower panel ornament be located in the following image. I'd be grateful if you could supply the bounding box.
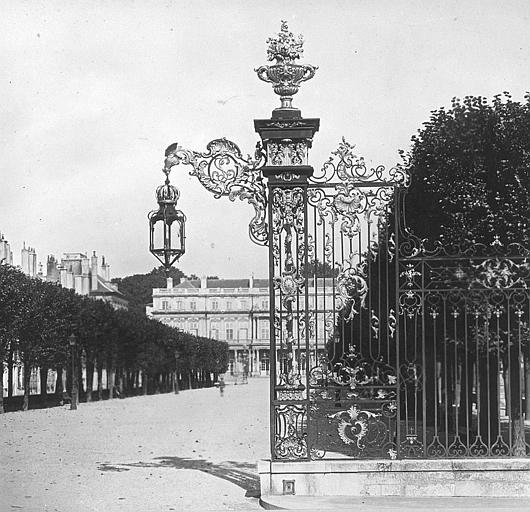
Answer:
[275,404,308,459]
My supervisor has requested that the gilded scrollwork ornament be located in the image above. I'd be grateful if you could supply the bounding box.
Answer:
[163,138,268,246]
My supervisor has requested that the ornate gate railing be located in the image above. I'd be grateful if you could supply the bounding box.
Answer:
[397,234,530,459]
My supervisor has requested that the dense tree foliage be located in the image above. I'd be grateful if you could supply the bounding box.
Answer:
[402,93,530,245]
[112,266,219,313]
[112,266,185,312]
[0,265,228,412]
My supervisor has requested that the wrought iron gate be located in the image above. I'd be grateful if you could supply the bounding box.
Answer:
[164,21,530,462]
[267,138,530,461]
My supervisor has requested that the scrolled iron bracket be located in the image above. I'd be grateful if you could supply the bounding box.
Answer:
[164,138,269,246]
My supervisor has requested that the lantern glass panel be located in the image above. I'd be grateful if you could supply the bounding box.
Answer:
[170,218,185,251]
[152,218,165,251]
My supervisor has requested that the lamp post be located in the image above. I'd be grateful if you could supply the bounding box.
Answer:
[174,351,180,395]
[148,149,186,276]
[69,334,78,410]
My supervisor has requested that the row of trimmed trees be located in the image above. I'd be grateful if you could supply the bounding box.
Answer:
[0,264,229,413]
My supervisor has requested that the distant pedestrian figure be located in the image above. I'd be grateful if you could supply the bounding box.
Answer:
[218,375,226,397]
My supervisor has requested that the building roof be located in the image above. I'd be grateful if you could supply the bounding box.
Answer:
[174,278,269,289]
[172,277,334,290]
[90,276,127,297]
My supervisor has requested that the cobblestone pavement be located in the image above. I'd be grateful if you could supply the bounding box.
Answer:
[0,378,270,511]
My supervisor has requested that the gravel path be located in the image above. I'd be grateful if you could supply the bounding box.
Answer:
[0,378,270,511]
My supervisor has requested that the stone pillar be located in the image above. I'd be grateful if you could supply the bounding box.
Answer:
[255,95,319,461]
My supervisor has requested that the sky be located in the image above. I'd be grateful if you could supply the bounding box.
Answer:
[1,0,530,279]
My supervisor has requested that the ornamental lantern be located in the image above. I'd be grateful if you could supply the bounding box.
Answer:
[148,175,186,276]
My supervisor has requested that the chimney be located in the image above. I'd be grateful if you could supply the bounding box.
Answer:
[81,256,90,275]
[91,251,98,291]
[74,275,83,294]
[167,277,173,289]
[200,275,207,289]
[59,267,67,287]
[250,273,254,289]
[101,256,110,281]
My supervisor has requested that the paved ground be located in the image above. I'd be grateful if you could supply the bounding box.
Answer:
[4,379,530,512]
[0,378,269,511]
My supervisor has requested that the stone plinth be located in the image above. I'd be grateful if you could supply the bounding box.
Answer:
[258,458,530,498]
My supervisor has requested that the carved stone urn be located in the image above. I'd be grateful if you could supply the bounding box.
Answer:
[255,21,317,110]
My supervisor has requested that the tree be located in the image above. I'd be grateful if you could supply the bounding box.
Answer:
[0,266,27,412]
[402,93,530,246]
[112,266,185,313]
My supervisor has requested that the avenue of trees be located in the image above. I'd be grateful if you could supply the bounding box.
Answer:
[0,264,228,413]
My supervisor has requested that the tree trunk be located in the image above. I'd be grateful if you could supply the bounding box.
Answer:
[7,348,13,398]
[55,366,64,398]
[85,359,95,402]
[97,362,104,401]
[0,375,4,413]
[478,353,499,443]
[22,361,31,411]
[39,366,49,401]
[188,371,192,390]
[142,370,148,395]
[65,364,72,399]
[117,370,124,397]
[458,355,475,429]
[108,368,116,399]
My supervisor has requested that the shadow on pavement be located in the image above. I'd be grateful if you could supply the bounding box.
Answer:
[98,457,260,497]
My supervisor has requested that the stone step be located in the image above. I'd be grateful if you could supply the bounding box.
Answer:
[259,458,530,497]
[260,495,530,511]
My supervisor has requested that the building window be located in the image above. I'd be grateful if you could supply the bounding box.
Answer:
[261,299,268,310]
[161,300,168,310]
[212,300,218,310]
[190,322,198,336]
[176,300,182,310]
[261,328,269,340]
[210,328,219,340]
[240,300,248,310]
[226,301,232,310]
[190,301,196,311]
[239,328,248,341]
[226,328,234,340]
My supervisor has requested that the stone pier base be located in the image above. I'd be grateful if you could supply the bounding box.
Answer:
[258,458,530,499]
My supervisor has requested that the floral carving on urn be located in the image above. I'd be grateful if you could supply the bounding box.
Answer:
[255,21,318,108]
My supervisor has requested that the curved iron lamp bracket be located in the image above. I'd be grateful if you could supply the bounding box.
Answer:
[163,138,269,246]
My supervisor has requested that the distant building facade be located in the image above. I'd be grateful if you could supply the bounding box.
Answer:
[46,251,128,310]
[147,276,335,376]
[0,233,13,265]
[20,242,37,277]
